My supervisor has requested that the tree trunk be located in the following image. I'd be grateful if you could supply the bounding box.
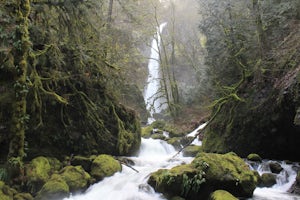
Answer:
[8,0,31,166]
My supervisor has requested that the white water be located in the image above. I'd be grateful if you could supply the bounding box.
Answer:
[63,138,193,200]
[144,23,167,123]
[248,160,300,200]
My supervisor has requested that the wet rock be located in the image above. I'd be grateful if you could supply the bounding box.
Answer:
[288,171,300,195]
[182,145,202,157]
[209,190,238,200]
[259,173,277,187]
[148,152,258,200]
[90,154,121,181]
[247,154,262,162]
[35,174,69,200]
[59,165,91,192]
[269,162,283,174]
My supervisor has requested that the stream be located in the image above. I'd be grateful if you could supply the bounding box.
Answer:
[63,22,300,199]
[63,130,300,200]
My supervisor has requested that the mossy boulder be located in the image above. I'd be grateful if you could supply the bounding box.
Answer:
[148,152,258,200]
[182,145,202,157]
[35,174,69,200]
[0,181,15,200]
[151,133,166,140]
[259,173,277,187]
[247,154,262,162]
[14,193,33,200]
[25,156,51,193]
[46,157,62,172]
[269,162,283,174]
[167,137,182,150]
[90,154,121,181]
[209,190,238,200]
[59,166,91,192]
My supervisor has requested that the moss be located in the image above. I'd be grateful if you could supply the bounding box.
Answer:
[247,154,262,162]
[151,133,166,140]
[71,156,93,172]
[167,137,182,150]
[46,157,62,172]
[25,156,51,193]
[141,126,153,138]
[183,145,202,157]
[193,152,258,197]
[259,173,276,187]
[35,174,69,200]
[14,193,33,200]
[59,166,91,192]
[210,190,238,200]
[90,154,121,181]
[0,181,16,200]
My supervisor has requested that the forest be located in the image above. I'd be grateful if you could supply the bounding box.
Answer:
[0,0,300,200]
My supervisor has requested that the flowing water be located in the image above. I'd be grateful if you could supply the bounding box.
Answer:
[62,124,300,200]
[144,23,167,123]
[64,138,193,200]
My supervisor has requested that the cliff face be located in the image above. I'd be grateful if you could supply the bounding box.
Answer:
[202,22,300,160]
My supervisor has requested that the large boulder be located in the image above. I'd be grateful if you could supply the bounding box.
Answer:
[269,162,283,174]
[25,156,51,193]
[182,145,202,157]
[259,173,277,187]
[59,166,91,192]
[148,152,258,200]
[90,154,121,181]
[35,174,69,200]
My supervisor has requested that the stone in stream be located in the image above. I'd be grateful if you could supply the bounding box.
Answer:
[148,152,258,200]
[259,173,277,187]
[269,162,283,174]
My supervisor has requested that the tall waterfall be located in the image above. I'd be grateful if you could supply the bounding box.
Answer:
[144,23,167,123]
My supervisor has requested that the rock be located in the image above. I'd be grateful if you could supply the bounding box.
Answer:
[151,133,166,140]
[288,171,300,194]
[167,137,182,150]
[141,126,153,138]
[0,181,14,200]
[25,156,51,193]
[90,154,121,181]
[13,193,33,200]
[35,174,69,200]
[209,190,238,200]
[148,152,258,200]
[71,156,93,172]
[182,145,202,157]
[46,157,62,172]
[269,162,283,174]
[247,154,262,162]
[59,165,91,192]
[259,173,277,187]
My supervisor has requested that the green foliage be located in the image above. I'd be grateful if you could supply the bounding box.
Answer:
[181,172,206,197]
[0,168,8,182]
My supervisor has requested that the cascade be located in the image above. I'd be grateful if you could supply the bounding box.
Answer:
[144,23,167,123]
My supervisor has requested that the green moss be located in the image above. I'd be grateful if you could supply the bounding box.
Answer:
[193,152,258,197]
[259,173,276,187]
[183,145,202,157]
[210,190,238,200]
[13,193,33,200]
[71,156,93,172]
[90,154,121,181]
[59,166,91,192]
[151,133,166,140]
[247,154,262,162]
[35,174,69,200]
[0,181,15,200]
[167,137,182,150]
[25,156,51,193]
[46,157,62,172]
[141,126,153,138]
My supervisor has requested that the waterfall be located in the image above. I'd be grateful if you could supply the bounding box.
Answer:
[144,23,167,123]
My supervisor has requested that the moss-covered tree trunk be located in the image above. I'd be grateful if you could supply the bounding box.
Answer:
[8,0,31,165]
